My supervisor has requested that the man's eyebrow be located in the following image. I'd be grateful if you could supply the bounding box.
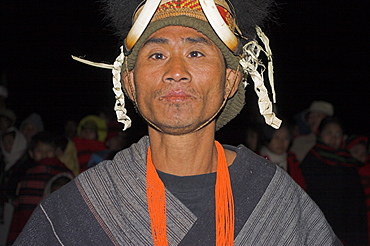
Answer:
[184,37,211,45]
[143,36,211,46]
[143,37,169,47]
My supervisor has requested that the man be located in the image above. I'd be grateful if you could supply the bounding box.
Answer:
[15,0,341,245]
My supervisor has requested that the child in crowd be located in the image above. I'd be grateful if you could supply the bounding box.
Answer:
[19,113,44,144]
[73,115,107,173]
[259,122,306,190]
[6,132,73,245]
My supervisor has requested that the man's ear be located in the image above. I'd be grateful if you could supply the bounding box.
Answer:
[224,68,242,98]
[122,70,136,101]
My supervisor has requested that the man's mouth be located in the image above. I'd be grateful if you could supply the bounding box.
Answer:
[160,89,194,102]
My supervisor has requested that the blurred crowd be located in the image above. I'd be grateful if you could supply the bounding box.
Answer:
[0,81,369,245]
[0,85,132,245]
[245,100,370,245]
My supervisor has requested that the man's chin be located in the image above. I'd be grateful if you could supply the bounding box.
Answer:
[149,121,212,136]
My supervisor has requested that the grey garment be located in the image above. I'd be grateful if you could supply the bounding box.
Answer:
[13,179,113,246]
[15,136,341,245]
[234,166,341,245]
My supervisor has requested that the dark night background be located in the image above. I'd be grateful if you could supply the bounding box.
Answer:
[0,1,369,143]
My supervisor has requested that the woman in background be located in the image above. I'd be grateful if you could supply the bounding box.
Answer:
[259,121,305,190]
[301,117,368,245]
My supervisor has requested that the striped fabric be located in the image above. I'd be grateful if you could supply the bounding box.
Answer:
[235,166,338,245]
[310,141,361,168]
[77,137,196,245]
[76,136,340,245]
[14,136,341,245]
[7,158,73,245]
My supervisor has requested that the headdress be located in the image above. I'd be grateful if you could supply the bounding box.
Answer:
[73,0,281,130]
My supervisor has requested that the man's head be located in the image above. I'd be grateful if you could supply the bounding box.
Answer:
[95,0,280,132]
[123,25,241,134]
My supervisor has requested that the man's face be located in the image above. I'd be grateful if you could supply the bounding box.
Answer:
[125,26,238,135]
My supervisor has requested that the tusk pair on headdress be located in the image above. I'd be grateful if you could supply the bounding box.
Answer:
[125,0,239,53]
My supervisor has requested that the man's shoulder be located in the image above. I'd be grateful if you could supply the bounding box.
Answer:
[231,144,277,177]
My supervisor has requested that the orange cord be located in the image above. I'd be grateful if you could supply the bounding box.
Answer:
[146,147,168,246]
[146,141,234,245]
[215,141,235,246]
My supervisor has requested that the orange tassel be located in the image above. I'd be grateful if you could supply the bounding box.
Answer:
[146,147,168,246]
[215,141,234,246]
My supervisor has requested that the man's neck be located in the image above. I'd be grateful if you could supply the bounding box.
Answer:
[148,125,236,176]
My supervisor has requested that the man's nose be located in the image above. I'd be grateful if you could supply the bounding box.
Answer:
[163,56,191,83]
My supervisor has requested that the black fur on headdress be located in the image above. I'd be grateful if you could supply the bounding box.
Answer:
[99,0,276,41]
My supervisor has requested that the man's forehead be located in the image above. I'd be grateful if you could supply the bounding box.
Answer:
[143,26,214,46]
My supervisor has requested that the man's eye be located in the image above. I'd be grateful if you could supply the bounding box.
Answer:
[189,51,204,58]
[150,53,165,60]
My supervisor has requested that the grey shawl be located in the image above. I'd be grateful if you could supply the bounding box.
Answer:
[15,136,341,245]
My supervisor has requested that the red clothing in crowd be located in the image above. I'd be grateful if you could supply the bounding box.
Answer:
[73,137,106,173]
[6,157,73,244]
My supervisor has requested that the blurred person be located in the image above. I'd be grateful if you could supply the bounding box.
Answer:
[54,136,79,176]
[259,122,305,189]
[19,113,44,144]
[0,85,8,110]
[0,108,16,134]
[87,131,128,169]
[290,101,334,162]
[346,135,368,163]
[0,127,27,246]
[64,119,77,140]
[346,135,370,244]
[73,115,107,173]
[244,123,262,152]
[301,118,368,245]
[6,132,73,245]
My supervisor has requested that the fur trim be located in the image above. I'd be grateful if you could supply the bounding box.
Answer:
[99,0,275,41]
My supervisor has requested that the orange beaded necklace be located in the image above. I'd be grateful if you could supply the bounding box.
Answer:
[146,141,234,245]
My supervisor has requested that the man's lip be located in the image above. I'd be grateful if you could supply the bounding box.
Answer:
[160,89,195,100]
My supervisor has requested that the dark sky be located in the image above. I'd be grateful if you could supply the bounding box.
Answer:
[1,0,369,139]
